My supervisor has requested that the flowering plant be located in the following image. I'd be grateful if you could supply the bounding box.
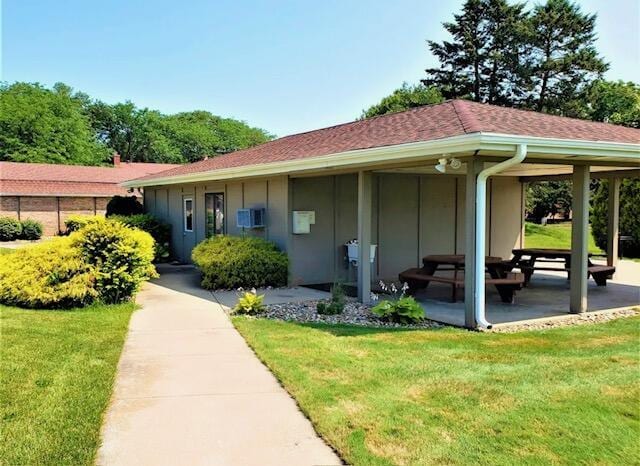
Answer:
[370,280,423,324]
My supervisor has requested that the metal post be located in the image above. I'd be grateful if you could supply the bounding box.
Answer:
[570,165,590,313]
[464,159,483,328]
[606,177,621,269]
[357,171,372,303]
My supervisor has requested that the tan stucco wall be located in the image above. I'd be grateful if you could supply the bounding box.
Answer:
[143,176,290,262]
[142,172,524,282]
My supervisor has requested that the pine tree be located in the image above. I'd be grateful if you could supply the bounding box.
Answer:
[525,0,608,113]
[422,0,527,105]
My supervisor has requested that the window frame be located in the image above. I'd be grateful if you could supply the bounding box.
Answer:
[183,197,194,233]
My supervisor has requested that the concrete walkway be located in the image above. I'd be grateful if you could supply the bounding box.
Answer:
[97,267,341,466]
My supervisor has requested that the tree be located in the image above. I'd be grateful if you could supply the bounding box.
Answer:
[525,181,572,221]
[361,83,443,119]
[423,0,608,112]
[422,0,527,104]
[524,0,609,113]
[578,80,640,128]
[86,102,272,163]
[591,179,640,258]
[0,82,109,165]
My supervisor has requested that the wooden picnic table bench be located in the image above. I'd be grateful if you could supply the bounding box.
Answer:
[504,248,615,286]
[399,255,525,304]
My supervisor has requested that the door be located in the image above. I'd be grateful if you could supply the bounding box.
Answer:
[182,196,196,262]
[205,192,225,237]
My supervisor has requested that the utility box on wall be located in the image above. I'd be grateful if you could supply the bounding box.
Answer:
[292,211,315,234]
[237,208,266,228]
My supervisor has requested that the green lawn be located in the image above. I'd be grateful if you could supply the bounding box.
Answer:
[234,316,640,466]
[524,222,603,254]
[0,303,135,465]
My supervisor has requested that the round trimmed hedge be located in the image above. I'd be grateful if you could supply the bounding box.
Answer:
[192,235,288,289]
[0,218,157,309]
[20,219,43,240]
[0,217,22,241]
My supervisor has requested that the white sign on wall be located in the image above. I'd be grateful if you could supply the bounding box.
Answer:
[292,211,316,234]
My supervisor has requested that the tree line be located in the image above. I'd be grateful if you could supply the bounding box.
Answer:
[0,82,272,166]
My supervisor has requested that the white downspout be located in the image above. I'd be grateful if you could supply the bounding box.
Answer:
[474,144,527,328]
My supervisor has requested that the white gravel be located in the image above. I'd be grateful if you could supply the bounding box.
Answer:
[262,299,443,329]
[486,308,639,333]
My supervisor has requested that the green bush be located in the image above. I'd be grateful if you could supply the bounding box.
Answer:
[0,238,97,309]
[371,296,424,324]
[110,214,171,262]
[20,219,43,240]
[64,215,104,234]
[0,217,22,241]
[106,195,144,217]
[233,290,266,314]
[317,282,346,315]
[192,235,288,289]
[70,218,157,303]
[591,179,640,258]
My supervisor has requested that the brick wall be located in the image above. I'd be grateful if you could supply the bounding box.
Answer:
[0,194,141,236]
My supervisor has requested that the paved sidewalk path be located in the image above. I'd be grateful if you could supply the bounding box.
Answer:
[97,268,341,466]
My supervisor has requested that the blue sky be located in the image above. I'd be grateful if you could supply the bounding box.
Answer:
[2,0,639,136]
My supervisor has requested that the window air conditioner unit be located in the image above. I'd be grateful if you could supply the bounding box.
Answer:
[236,208,266,228]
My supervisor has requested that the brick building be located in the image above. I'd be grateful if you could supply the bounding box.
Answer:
[0,155,179,235]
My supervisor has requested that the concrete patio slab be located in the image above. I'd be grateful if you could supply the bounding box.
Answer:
[97,272,341,466]
[417,260,639,327]
[212,287,330,309]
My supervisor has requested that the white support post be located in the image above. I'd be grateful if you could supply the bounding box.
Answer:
[570,165,590,314]
[357,171,372,304]
[464,159,483,328]
[606,177,621,269]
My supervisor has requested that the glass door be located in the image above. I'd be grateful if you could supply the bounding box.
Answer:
[205,193,225,237]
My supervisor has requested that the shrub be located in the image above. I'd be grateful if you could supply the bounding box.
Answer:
[371,296,424,324]
[233,290,266,314]
[70,218,157,303]
[317,282,346,315]
[0,217,22,241]
[64,215,104,234]
[110,214,171,262]
[192,235,288,289]
[591,179,640,258]
[20,219,43,240]
[0,238,97,309]
[106,195,144,217]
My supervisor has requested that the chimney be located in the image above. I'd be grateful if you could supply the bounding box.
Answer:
[113,152,121,167]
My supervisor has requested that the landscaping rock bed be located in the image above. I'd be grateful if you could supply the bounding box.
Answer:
[263,299,443,329]
[486,308,639,333]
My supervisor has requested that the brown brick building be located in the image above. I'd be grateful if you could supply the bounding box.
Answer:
[0,155,179,235]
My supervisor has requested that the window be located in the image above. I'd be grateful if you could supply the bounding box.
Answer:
[183,198,193,232]
[205,193,225,237]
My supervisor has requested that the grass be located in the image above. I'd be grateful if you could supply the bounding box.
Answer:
[234,316,640,466]
[0,303,135,465]
[524,222,603,254]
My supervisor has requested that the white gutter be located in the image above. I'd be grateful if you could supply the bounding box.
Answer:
[474,143,527,329]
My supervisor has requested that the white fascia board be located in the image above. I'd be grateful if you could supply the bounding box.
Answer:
[122,133,483,187]
[477,133,640,159]
[122,132,640,188]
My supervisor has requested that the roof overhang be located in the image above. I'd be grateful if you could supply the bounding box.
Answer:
[122,132,640,188]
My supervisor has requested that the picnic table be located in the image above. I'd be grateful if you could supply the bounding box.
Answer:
[399,254,525,303]
[504,248,615,286]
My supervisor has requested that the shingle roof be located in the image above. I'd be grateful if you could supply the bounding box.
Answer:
[0,161,181,196]
[131,99,640,183]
